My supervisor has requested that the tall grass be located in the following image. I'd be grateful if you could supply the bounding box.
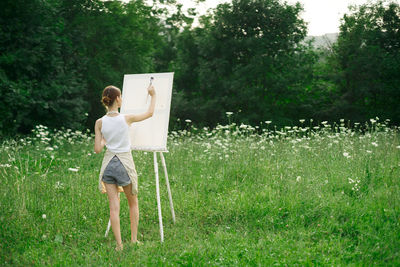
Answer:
[1,118,399,265]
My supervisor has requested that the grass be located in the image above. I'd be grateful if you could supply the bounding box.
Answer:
[0,119,399,266]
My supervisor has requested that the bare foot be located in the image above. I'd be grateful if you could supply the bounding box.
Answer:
[115,243,123,251]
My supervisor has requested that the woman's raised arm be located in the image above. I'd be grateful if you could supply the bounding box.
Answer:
[125,85,156,125]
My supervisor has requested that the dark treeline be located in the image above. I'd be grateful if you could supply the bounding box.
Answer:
[1,0,399,136]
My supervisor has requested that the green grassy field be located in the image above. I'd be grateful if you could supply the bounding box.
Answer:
[1,119,399,266]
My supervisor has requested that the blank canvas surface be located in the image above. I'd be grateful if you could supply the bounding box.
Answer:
[120,72,174,152]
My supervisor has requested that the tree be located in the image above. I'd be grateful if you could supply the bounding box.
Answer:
[0,0,88,136]
[333,1,400,123]
[62,0,162,129]
[172,0,317,127]
[0,0,164,135]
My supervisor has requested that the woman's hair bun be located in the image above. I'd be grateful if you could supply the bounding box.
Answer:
[101,85,121,107]
[102,95,112,106]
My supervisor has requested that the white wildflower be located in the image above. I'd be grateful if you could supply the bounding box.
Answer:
[343,152,350,158]
[225,112,233,116]
[55,181,64,189]
[185,119,192,123]
[0,164,11,168]
[348,177,360,191]
[42,214,47,219]
[265,121,272,124]
[371,142,378,147]
[296,176,301,182]
[68,168,79,172]
[299,119,305,123]
[397,145,400,149]
[45,147,54,151]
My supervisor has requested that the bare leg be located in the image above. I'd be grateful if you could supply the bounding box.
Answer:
[122,183,139,243]
[105,183,123,250]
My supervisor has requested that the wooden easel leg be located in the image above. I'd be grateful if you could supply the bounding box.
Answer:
[154,152,164,242]
[105,219,111,237]
[160,152,176,223]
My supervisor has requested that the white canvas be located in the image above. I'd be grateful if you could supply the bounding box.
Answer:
[120,72,174,152]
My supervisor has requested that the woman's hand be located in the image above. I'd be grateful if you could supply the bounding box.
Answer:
[147,85,155,96]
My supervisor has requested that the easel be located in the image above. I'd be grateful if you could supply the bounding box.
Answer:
[105,151,175,242]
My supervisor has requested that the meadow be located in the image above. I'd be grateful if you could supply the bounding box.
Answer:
[1,117,399,266]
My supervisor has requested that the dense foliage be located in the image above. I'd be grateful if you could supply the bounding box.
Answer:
[173,0,317,127]
[333,1,400,122]
[0,0,399,136]
[0,0,161,136]
[0,0,89,135]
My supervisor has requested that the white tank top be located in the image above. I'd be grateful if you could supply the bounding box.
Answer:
[101,114,131,153]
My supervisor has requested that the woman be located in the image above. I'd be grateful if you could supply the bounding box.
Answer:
[94,84,156,251]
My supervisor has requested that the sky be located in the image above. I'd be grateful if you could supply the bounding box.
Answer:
[284,0,373,35]
[177,0,373,36]
[132,0,375,36]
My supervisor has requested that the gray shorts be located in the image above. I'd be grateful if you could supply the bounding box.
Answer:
[102,156,132,187]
